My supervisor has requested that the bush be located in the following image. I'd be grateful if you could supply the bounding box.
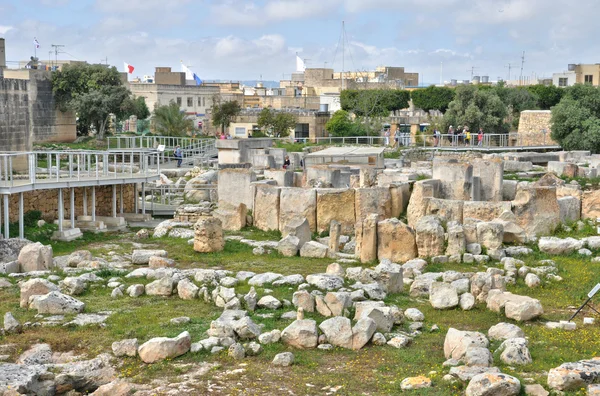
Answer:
[23,210,42,227]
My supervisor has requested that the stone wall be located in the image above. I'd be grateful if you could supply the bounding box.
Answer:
[517,110,557,146]
[0,78,30,152]
[6,184,135,222]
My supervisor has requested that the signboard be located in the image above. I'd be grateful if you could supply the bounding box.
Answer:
[157,144,166,152]
[588,283,600,298]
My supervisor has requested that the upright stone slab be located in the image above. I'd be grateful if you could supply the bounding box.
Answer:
[263,169,294,187]
[359,168,377,187]
[316,188,356,234]
[213,201,247,231]
[390,183,410,218]
[426,199,464,224]
[357,214,379,263]
[279,188,317,232]
[193,217,225,253]
[328,220,342,253]
[415,216,445,258]
[512,186,560,238]
[377,218,417,262]
[463,201,512,222]
[407,180,440,228]
[253,186,281,231]
[472,158,504,202]
[218,169,257,210]
[582,190,600,220]
[355,188,392,225]
[558,196,581,223]
[432,159,473,201]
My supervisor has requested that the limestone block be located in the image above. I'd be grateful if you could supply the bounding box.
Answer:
[217,169,257,211]
[463,201,512,222]
[426,199,464,224]
[253,186,280,231]
[329,220,342,253]
[512,186,560,238]
[356,214,379,263]
[390,183,410,218]
[446,224,466,256]
[359,168,377,187]
[355,188,392,225]
[407,179,440,228]
[316,188,355,234]
[282,217,311,247]
[432,159,473,200]
[193,217,225,253]
[558,196,581,223]
[582,189,600,220]
[376,218,417,263]
[415,216,445,258]
[213,201,247,231]
[472,158,504,202]
[18,242,53,273]
[279,188,317,232]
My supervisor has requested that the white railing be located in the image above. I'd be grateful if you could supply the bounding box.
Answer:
[107,136,215,150]
[0,150,161,189]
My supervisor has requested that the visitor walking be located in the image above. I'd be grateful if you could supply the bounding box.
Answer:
[174,145,182,168]
[464,128,471,147]
[433,128,440,147]
[477,128,484,147]
[384,129,390,146]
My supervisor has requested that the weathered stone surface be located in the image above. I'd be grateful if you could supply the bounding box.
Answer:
[488,323,524,341]
[464,347,493,367]
[547,358,600,391]
[415,216,445,258]
[462,201,513,222]
[558,196,581,223]
[214,201,247,231]
[18,242,53,273]
[138,331,192,363]
[538,237,584,255]
[257,295,282,310]
[487,292,543,321]
[279,188,317,232]
[193,217,225,253]
[20,278,59,308]
[356,213,379,263]
[145,277,175,296]
[449,365,501,382]
[498,337,532,365]
[460,293,476,310]
[355,188,392,225]
[277,235,300,257]
[351,317,377,350]
[328,220,342,253]
[465,373,521,396]
[131,249,167,265]
[282,217,312,249]
[471,272,506,303]
[281,319,318,349]
[29,291,85,314]
[272,352,294,366]
[4,312,21,333]
[253,186,281,231]
[582,190,600,220]
[148,256,176,269]
[447,223,466,256]
[299,241,329,258]
[426,198,464,224]
[248,272,284,286]
[407,180,439,228]
[376,218,417,263]
[112,339,138,357]
[433,159,473,200]
[60,277,87,295]
[319,317,353,349]
[177,278,199,300]
[444,328,489,360]
[477,222,504,251]
[400,376,432,391]
[317,189,356,234]
[292,290,315,313]
[430,282,459,309]
[512,186,560,238]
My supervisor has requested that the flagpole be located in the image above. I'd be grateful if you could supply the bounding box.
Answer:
[34,38,36,58]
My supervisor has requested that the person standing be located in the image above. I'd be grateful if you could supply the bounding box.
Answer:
[433,128,440,147]
[384,129,390,146]
[465,128,471,147]
[477,128,484,147]
[174,145,182,168]
[394,128,400,148]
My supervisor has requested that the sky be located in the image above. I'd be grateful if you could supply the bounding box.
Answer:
[1,0,599,84]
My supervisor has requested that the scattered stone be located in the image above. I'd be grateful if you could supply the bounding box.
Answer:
[112,339,138,357]
[460,293,476,311]
[257,295,282,310]
[465,372,521,396]
[228,343,245,360]
[430,281,459,309]
[400,376,432,390]
[272,352,294,366]
[498,337,532,365]
[525,273,541,288]
[488,323,525,341]
[29,291,85,314]
[3,312,21,333]
[281,319,318,349]
[444,328,489,360]
[131,249,168,265]
[404,308,425,322]
[137,331,192,363]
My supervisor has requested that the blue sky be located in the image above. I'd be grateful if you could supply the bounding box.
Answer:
[1,0,599,84]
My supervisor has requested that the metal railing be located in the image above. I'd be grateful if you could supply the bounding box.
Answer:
[108,136,214,150]
[0,150,161,189]
[142,185,217,215]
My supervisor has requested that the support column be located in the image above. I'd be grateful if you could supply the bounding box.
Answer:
[112,185,117,218]
[134,184,139,213]
[91,187,96,222]
[18,193,24,239]
[83,187,88,216]
[3,195,9,239]
[141,182,146,215]
[70,188,75,229]
[57,189,64,232]
[119,184,124,215]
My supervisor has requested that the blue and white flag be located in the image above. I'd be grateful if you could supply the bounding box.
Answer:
[193,73,202,86]
[33,38,40,49]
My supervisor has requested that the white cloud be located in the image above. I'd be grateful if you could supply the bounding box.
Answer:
[0,26,13,35]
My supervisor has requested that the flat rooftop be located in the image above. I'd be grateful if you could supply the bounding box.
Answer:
[305,147,386,157]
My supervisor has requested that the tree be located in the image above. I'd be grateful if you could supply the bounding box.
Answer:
[257,108,297,137]
[551,84,600,152]
[527,84,564,110]
[325,110,364,137]
[410,85,455,112]
[152,101,195,137]
[341,89,410,117]
[443,85,509,134]
[52,63,138,139]
[123,96,150,120]
[211,96,241,134]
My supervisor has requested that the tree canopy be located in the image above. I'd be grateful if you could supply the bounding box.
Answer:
[340,89,410,117]
[211,96,242,134]
[410,86,455,112]
[257,108,297,137]
[551,84,600,152]
[52,63,143,139]
[325,110,365,137]
[442,85,509,134]
[152,101,195,137]
[527,84,564,110]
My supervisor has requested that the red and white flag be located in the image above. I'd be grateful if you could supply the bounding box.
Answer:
[123,62,134,74]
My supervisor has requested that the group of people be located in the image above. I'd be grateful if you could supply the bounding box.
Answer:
[384,129,412,147]
[438,126,484,147]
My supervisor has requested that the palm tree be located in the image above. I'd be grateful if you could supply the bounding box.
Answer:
[152,101,194,137]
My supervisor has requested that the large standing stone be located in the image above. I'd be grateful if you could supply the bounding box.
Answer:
[19,278,59,308]
[473,158,504,202]
[415,216,445,258]
[465,373,521,396]
[328,220,342,253]
[213,201,247,231]
[446,223,466,256]
[477,222,504,251]
[29,291,85,314]
[279,188,317,232]
[355,188,392,225]
[292,290,315,313]
[217,169,257,210]
[356,214,379,263]
[319,317,353,349]
[407,180,440,227]
[281,319,318,349]
[463,201,512,222]
[193,217,224,253]
[558,196,581,223]
[316,189,356,234]
[432,159,473,201]
[253,186,281,231]
[137,331,192,363]
[512,186,560,238]
[377,218,417,262]
[18,242,53,272]
[444,328,489,360]
[430,282,459,309]
[282,217,311,248]
[426,199,464,225]
[582,189,600,219]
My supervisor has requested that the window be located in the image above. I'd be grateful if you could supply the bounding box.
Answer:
[198,97,202,106]
[295,123,309,138]
[585,75,594,84]
[235,127,246,136]
[202,97,206,107]
[187,97,193,107]
[558,77,568,87]
[176,97,182,106]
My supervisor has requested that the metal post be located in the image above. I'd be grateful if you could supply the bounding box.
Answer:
[112,185,117,217]
[134,183,139,213]
[91,187,96,222]
[19,193,24,239]
[57,189,64,232]
[119,184,124,214]
[3,195,8,239]
[70,188,75,229]
[83,187,88,216]
[141,183,146,215]
[0,194,2,238]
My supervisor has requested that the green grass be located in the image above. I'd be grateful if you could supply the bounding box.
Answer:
[35,138,108,151]
[3,229,600,394]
